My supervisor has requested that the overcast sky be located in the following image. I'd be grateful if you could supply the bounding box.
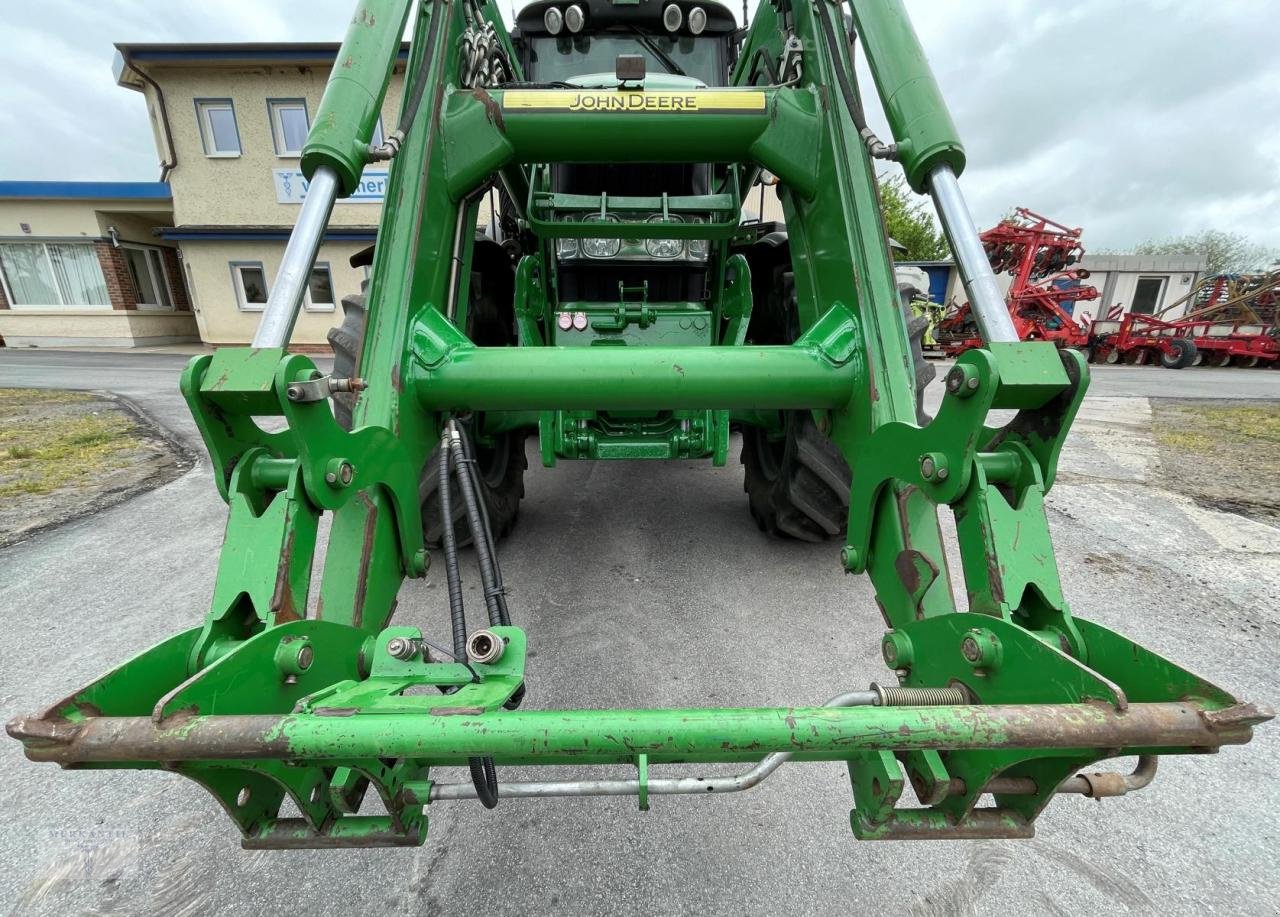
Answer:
[2,0,1277,253]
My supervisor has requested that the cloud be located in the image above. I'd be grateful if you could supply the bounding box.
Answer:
[2,0,1277,252]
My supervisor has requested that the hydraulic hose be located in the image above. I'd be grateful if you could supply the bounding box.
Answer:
[447,424,504,628]
[369,0,443,162]
[439,422,502,807]
[819,4,897,161]
[458,425,510,626]
[438,432,468,662]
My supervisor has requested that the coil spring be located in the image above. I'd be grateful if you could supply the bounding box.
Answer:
[871,683,969,707]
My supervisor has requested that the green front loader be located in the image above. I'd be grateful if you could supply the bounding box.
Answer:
[8,0,1270,849]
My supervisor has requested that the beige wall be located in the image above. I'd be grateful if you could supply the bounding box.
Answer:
[0,199,173,242]
[143,66,404,228]
[0,309,199,348]
[0,200,104,239]
[180,239,368,346]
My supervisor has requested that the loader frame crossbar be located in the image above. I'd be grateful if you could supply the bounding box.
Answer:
[8,0,1270,851]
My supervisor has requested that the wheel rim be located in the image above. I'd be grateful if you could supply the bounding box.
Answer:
[1241,356,1260,369]
[1105,348,1120,364]
[1192,352,1204,366]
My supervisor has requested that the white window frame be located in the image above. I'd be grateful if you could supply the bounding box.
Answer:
[303,261,337,312]
[231,261,270,312]
[0,241,110,310]
[268,98,310,158]
[1131,275,1168,316]
[196,99,241,157]
[121,244,175,311]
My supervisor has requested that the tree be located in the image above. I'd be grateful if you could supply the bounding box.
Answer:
[1130,230,1276,275]
[878,174,949,261]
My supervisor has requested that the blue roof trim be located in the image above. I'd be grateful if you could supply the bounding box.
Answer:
[159,228,377,242]
[128,48,410,63]
[0,181,172,201]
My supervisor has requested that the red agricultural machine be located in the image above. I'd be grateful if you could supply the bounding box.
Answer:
[936,209,1097,356]
[1089,270,1280,368]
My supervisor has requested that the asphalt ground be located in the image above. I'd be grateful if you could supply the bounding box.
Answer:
[0,349,1277,915]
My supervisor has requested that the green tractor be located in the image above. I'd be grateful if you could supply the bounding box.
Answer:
[9,0,1269,849]
[329,0,934,542]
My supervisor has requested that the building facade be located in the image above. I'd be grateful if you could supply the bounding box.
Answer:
[0,182,199,347]
[113,43,409,346]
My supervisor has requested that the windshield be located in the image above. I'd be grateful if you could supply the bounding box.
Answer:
[527,34,724,86]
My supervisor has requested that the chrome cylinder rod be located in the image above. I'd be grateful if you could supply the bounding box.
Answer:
[251,165,341,349]
[927,164,1019,344]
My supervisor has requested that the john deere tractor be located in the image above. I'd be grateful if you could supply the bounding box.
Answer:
[9,0,1269,849]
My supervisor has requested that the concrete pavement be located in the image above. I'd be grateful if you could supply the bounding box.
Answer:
[0,349,1277,915]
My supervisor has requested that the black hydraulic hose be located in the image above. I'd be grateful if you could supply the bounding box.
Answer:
[818,4,897,161]
[438,435,468,662]
[747,47,779,87]
[397,0,442,138]
[439,423,501,807]
[447,428,504,628]
[468,756,499,809]
[369,0,443,161]
[458,426,510,626]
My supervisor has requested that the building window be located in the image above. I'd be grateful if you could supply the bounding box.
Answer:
[0,242,109,309]
[231,262,269,311]
[1131,276,1166,315]
[196,99,241,157]
[269,99,310,157]
[305,263,336,312]
[122,245,174,309]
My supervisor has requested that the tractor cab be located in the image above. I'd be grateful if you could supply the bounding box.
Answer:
[513,0,739,87]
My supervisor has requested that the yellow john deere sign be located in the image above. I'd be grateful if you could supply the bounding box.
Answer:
[501,91,767,114]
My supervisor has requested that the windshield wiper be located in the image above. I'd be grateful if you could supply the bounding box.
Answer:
[627,28,686,77]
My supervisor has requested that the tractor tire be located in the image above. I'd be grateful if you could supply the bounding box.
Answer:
[740,268,933,542]
[327,286,526,548]
[1160,338,1197,369]
[1209,352,1232,368]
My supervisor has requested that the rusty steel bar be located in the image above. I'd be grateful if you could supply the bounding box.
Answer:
[9,703,1267,767]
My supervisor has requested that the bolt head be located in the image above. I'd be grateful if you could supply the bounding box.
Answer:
[937,467,950,481]
[296,645,314,671]
[961,635,981,662]
[286,386,302,401]
[881,639,898,665]
[325,472,337,484]
[946,368,964,392]
[919,455,936,479]
[840,546,859,572]
[967,376,980,390]
[338,462,354,486]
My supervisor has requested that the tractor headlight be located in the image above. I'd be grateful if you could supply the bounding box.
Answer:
[688,6,707,35]
[544,6,564,35]
[645,214,684,259]
[564,4,585,33]
[662,3,682,33]
[556,236,579,258]
[582,214,621,259]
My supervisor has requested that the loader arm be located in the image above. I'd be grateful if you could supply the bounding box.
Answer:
[9,0,1270,850]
